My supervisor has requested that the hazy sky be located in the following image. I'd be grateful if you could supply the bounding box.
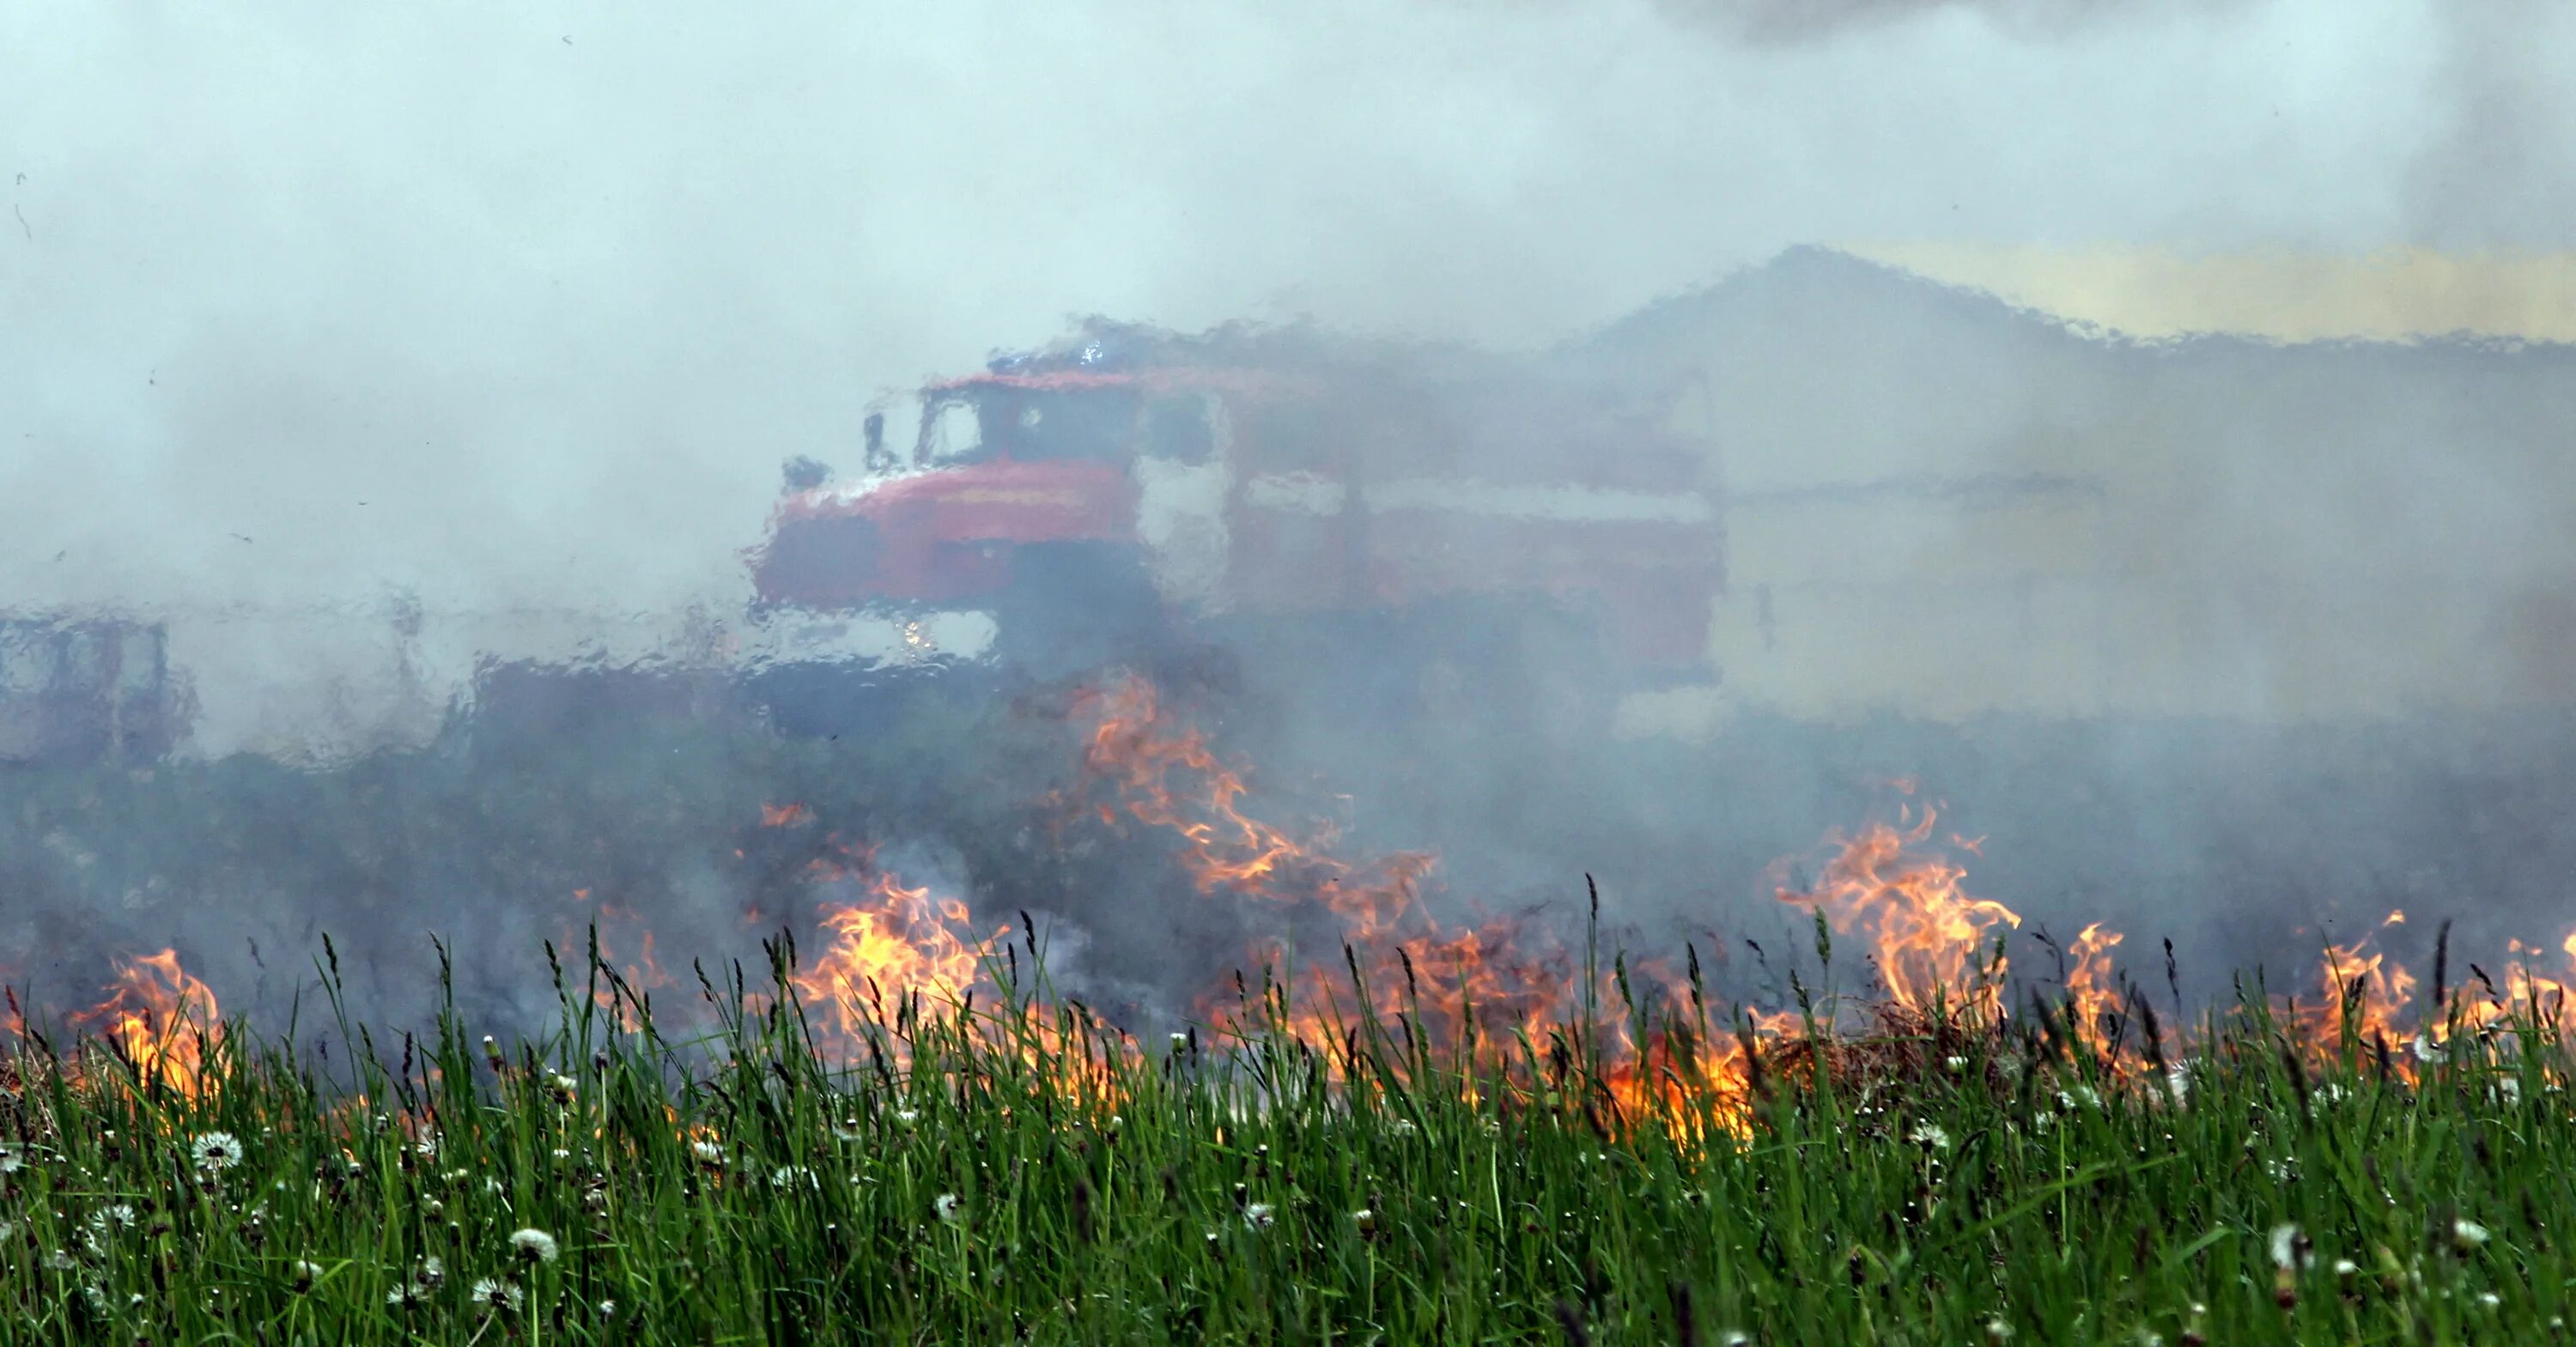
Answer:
[3,0,2569,615]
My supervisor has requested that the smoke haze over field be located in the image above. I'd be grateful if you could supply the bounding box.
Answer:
[3,0,2570,622]
[3,1,2576,1043]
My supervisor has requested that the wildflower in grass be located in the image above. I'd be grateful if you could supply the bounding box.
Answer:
[1907,1121,1951,1150]
[1390,1119,1419,1138]
[415,1256,447,1290]
[933,1193,962,1224]
[2453,1220,2490,1253]
[2269,1223,2314,1271]
[769,1165,817,1191]
[1352,1208,1376,1235]
[289,1259,321,1293]
[832,1117,865,1143]
[544,1072,577,1103]
[1984,1318,2013,1342]
[509,1228,561,1265]
[893,1108,920,1129]
[191,1132,243,1173]
[1945,1056,1969,1073]
[471,1277,525,1314]
[2411,1034,2446,1065]
[1243,1203,1276,1231]
[88,1204,136,1232]
[0,1144,21,1174]
[691,1139,724,1166]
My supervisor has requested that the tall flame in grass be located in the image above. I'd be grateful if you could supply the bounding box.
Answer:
[73,948,222,1098]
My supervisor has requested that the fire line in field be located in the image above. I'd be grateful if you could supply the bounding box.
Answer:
[20,670,2576,1121]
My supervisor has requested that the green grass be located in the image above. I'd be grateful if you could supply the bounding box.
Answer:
[3,929,2570,1347]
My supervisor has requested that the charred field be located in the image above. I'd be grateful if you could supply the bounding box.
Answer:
[7,681,2576,1342]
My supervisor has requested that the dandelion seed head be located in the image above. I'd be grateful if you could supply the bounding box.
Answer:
[508,1228,561,1264]
[933,1192,962,1223]
[691,1139,724,1164]
[1243,1203,1276,1231]
[1907,1122,1951,1150]
[2454,1219,2491,1250]
[2269,1223,2312,1271]
[191,1132,242,1172]
[471,1277,525,1314]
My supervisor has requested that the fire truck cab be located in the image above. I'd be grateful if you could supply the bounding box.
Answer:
[0,616,188,767]
[745,325,1725,740]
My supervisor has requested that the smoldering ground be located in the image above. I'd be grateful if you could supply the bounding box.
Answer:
[3,0,2576,1045]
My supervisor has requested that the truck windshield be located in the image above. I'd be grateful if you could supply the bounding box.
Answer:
[920,388,1142,466]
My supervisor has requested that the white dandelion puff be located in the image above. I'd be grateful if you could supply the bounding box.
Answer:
[1243,1203,1276,1231]
[2453,1219,2490,1250]
[1390,1119,1419,1138]
[289,1259,321,1293]
[769,1165,817,1191]
[508,1228,561,1264]
[933,1192,962,1224]
[1906,1122,1951,1150]
[690,1139,724,1164]
[471,1277,525,1314]
[2411,1034,2446,1065]
[831,1118,865,1143]
[191,1132,243,1172]
[893,1108,921,1129]
[0,1144,21,1174]
[2269,1223,2312,1271]
[415,1256,446,1289]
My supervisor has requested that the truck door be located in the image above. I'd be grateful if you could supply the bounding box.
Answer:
[1132,391,1232,614]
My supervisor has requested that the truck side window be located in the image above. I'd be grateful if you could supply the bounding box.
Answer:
[0,628,54,694]
[118,628,164,695]
[1246,400,1328,472]
[1142,397,1213,465]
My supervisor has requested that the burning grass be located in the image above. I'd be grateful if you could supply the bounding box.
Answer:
[3,931,2576,1344]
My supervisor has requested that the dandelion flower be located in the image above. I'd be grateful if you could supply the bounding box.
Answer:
[2453,1219,2490,1251]
[415,1256,446,1289]
[289,1259,321,1293]
[1907,1122,1951,1150]
[1984,1319,2013,1343]
[471,1277,525,1314]
[191,1132,243,1172]
[0,1144,21,1174]
[1389,1119,1419,1138]
[2479,1291,2502,1308]
[508,1228,561,1264]
[893,1108,920,1129]
[933,1193,962,1224]
[88,1204,137,1231]
[1352,1208,1377,1235]
[544,1072,578,1102]
[1243,1203,1276,1231]
[769,1165,817,1191]
[831,1118,865,1143]
[2410,1034,2446,1065]
[1944,1056,1969,1073]
[691,1139,724,1165]
[2269,1223,2313,1271]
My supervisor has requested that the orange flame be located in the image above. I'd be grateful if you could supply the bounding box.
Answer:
[74,948,222,1098]
[1779,806,2020,1023]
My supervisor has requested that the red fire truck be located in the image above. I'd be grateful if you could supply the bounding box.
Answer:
[741,322,1725,744]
